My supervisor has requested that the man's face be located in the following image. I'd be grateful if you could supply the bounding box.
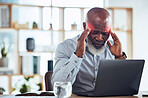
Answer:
[88,29,110,49]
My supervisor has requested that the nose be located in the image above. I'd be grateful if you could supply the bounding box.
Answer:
[95,34,103,41]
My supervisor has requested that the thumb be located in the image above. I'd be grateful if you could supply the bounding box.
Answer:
[107,40,112,49]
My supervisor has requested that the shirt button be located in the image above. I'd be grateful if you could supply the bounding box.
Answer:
[74,60,77,63]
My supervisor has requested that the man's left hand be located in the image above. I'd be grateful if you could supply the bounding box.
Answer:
[107,31,123,57]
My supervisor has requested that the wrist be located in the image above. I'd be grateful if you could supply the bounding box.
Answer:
[74,52,83,58]
[115,52,123,57]
[115,52,127,59]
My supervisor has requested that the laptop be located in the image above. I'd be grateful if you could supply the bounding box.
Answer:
[75,59,145,97]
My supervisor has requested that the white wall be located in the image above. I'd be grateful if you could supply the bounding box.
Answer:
[108,0,148,91]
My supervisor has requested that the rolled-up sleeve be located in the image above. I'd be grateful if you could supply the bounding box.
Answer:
[51,43,83,85]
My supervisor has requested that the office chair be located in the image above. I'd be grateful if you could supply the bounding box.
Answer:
[45,71,53,91]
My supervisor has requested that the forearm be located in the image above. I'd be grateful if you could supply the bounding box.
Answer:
[51,53,82,85]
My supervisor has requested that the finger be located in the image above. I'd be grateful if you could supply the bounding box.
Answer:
[80,28,91,41]
[113,32,119,41]
[110,31,119,42]
[107,40,112,48]
[83,22,86,30]
[83,28,91,39]
[110,31,116,40]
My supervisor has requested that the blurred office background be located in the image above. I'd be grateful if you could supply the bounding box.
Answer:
[0,0,148,94]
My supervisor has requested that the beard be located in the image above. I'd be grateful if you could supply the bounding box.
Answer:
[86,37,106,56]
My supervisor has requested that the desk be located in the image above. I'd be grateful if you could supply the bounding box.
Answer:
[0,94,147,98]
[72,94,146,98]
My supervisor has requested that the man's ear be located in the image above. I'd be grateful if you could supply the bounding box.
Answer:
[83,22,86,30]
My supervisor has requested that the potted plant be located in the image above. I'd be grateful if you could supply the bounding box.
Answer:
[0,87,5,95]
[32,21,38,29]
[0,42,10,67]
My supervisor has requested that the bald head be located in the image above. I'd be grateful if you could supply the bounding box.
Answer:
[86,7,111,32]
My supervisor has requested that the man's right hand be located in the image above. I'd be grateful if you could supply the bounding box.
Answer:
[75,22,91,58]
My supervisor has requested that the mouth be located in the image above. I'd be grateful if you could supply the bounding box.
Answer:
[94,41,104,45]
[93,43,104,48]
